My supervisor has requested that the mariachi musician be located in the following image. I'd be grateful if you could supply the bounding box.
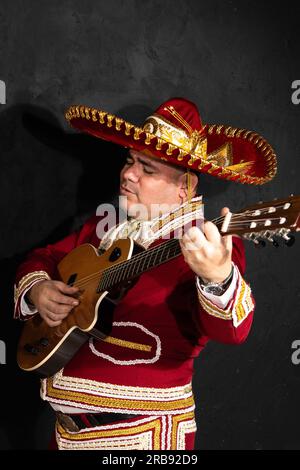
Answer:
[14,97,277,450]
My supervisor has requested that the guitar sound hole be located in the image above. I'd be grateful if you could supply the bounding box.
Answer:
[109,247,121,262]
[67,273,77,286]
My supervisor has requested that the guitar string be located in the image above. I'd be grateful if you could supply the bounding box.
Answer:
[67,208,292,290]
[211,202,291,224]
[68,213,288,291]
[70,238,181,290]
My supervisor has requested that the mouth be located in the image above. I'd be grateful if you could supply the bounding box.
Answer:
[120,185,134,195]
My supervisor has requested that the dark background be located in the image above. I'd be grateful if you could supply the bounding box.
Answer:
[0,0,299,450]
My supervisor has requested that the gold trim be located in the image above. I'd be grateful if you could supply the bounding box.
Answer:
[145,133,154,145]
[133,128,143,140]
[98,111,106,124]
[56,418,162,449]
[125,122,133,136]
[45,376,195,411]
[198,292,233,320]
[103,336,152,352]
[171,411,195,450]
[91,108,98,122]
[115,117,123,131]
[14,271,51,304]
[177,149,187,161]
[155,137,164,150]
[84,107,90,120]
[166,143,177,156]
[65,105,277,185]
[106,114,114,127]
[79,106,85,118]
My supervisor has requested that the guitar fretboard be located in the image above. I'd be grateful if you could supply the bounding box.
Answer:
[98,237,182,292]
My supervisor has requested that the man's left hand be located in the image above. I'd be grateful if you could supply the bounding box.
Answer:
[179,207,232,283]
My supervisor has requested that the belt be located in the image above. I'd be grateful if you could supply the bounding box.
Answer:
[56,411,139,432]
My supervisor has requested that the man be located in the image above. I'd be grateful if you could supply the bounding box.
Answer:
[14,97,277,450]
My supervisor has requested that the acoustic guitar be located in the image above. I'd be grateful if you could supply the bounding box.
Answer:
[17,195,300,376]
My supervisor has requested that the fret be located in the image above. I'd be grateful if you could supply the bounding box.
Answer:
[152,245,161,268]
[121,258,130,284]
[113,263,123,285]
[123,259,135,282]
[99,271,109,291]
[146,248,157,270]
[158,244,166,264]
[134,249,144,274]
[139,250,149,274]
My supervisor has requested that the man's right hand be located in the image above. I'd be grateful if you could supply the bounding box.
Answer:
[27,280,80,327]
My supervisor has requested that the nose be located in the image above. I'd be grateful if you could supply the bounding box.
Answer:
[121,161,140,182]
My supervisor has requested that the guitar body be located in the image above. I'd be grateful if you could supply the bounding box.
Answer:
[17,239,138,376]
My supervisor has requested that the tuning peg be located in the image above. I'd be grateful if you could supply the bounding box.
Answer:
[284,235,295,247]
[266,235,278,245]
[254,239,266,248]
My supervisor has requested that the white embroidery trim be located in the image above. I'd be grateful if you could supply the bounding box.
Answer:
[88,321,162,365]
[49,369,192,398]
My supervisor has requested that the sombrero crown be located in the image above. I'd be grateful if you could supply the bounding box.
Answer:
[65,97,277,185]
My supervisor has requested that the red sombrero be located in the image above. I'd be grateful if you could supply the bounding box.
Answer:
[65,97,277,185]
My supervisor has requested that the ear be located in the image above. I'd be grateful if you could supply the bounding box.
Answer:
[178,172,198,200]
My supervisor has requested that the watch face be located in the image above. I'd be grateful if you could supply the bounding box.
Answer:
[203,285,224,296]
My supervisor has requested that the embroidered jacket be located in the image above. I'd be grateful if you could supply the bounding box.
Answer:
[14,197,255,417]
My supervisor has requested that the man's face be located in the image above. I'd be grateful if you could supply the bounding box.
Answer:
[119,149,186,220]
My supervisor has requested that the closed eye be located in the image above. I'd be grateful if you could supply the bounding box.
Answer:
[125,157,155,174]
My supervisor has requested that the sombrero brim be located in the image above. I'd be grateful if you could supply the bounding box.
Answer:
[65,105,277,185]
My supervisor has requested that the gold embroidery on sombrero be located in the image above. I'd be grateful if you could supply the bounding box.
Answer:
[65,98,277,185]
[206,142,233,167]
[143,113,207,160]
[226,161,254,174]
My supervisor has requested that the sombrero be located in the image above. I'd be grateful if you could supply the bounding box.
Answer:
[65,97,277,185]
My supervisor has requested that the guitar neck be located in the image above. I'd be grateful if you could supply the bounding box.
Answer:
[98,214,225,291]
[98,194,300,292]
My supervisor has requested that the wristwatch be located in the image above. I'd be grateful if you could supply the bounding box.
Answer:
[198,265,234,296]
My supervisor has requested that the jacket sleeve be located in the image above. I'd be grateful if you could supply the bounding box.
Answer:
[14,215,99,320]
[195,236,255,344]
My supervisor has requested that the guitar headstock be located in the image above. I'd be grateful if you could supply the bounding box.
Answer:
[221,195,300,247]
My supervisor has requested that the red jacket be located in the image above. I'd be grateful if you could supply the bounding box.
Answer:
[14,214,255,413]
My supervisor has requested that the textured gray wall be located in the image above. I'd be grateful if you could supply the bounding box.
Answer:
[0,0,299,450]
